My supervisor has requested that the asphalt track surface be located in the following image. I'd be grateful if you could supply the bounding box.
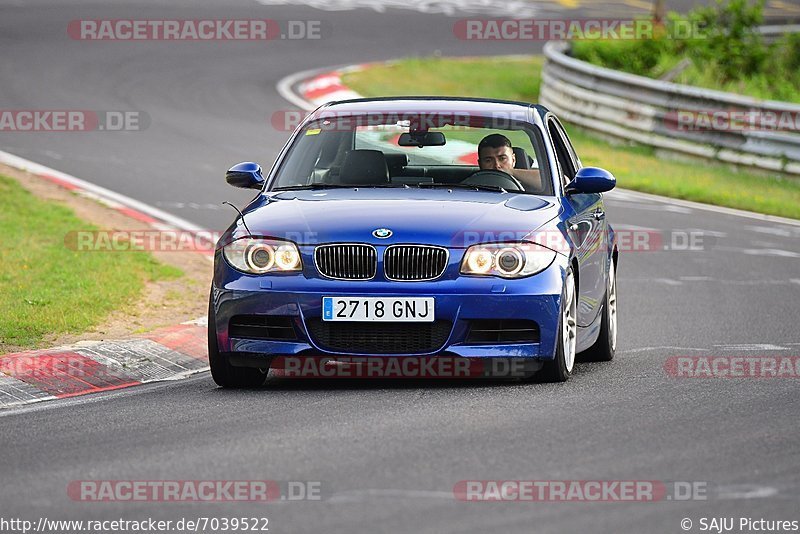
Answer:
[1,1,799,533]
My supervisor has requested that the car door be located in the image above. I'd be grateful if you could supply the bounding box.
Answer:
[547,118,608,328]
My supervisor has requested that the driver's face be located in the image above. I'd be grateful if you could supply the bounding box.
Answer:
[478,146,516,172]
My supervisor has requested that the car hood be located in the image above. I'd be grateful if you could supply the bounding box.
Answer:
[238,188,561,248]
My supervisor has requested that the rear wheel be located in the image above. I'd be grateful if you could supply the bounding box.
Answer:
[208,292,268,388]
[582,259,617,362]
[539,267,577,382]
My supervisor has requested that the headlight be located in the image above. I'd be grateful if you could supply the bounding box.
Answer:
[460,242,556,278]
[223,238,302,274]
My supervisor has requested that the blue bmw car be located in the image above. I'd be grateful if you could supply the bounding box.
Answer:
[209,97,618,386]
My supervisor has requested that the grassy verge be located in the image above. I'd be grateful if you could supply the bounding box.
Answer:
[343,56,800,219]
[0,174,182,351]
[353,57,544,102]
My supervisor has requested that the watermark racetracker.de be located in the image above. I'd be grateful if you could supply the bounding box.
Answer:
[453,480,709,501]
[57,229,714,253]
[67,480,323,502]
[0,110,148,132]
[666,109,800,133]
[453,18,707,41]
[67,19,323,41]
[665,356,800,378]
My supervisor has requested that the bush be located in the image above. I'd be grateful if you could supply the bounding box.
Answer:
[571,0,800,102]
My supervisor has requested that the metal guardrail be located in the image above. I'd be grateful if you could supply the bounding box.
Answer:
[758,24,800,42]
[540,39,800,176]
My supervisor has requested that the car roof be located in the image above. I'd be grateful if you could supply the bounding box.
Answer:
[308,97,550,125]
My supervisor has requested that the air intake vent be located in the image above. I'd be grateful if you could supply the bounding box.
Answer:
[315,244,377,280]
[229,315,297,341]
[384,245,448,281]
[466,320,540,344]
[306,319,452,354]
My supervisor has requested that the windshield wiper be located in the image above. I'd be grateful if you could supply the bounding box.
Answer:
[417,182,507,193]
[272,183,352,191]
[273,183,410,191]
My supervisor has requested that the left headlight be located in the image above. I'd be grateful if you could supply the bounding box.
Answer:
[223,237,302,274]
[460,242,556,278]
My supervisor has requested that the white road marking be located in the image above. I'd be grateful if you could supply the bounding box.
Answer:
[653,278,683,285]
[746,225,796,237]
[616,188,800,227]
[612,202,694,214]
[716,485,779,500]
[715,279,800,286]
[622,277,800,287]
[685,228,727,238]
[257,0,541,17]
[620,346,710,353]
[614,223,660,231]
[713,344,789,351]
[328,489,455,503]
[741,248,800,258]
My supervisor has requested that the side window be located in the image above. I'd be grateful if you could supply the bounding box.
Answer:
[556,122,581,171]
[547,120,577,191]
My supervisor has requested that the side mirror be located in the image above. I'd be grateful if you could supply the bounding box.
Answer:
[226,162,265,189]
[565,167,616,195]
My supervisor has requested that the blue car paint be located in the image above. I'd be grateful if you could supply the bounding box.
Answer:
[210,190,570,361]
[210,98,617,365]
[212,240,568,361]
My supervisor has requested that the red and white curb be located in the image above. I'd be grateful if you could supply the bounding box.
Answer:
[298,66,364,107]
[0,320,208,409]
[0,150,213,409]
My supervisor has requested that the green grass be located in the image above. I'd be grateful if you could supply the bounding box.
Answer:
[0,175,182,351]
[342,56,800,219]
[571,35,800,103]
[348,56,543,103]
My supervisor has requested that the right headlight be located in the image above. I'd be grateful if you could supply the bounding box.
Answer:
[460,242,556,278]
[223,237,302,274]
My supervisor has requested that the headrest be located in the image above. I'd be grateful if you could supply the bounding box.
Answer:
[512,146,533,169]
[384,153,409,174]
[339,150,390,185]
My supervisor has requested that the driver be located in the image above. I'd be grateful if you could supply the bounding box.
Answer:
[477,134,543,192]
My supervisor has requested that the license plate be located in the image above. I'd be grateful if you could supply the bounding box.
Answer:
[322,297,434,322]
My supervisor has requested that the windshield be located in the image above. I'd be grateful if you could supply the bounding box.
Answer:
[269,112,553,195]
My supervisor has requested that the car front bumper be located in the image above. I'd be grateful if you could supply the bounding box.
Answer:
[211,250,568,365]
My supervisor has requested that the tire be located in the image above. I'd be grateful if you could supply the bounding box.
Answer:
[582,259,617,362]
[208,291,268,388]
[539,267,577,383]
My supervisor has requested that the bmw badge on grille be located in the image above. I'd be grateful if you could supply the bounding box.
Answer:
[372,228,393,239]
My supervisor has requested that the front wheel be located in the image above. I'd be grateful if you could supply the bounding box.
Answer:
[539,267,577,382]
[582,259,617,362]
[208,292,268,388]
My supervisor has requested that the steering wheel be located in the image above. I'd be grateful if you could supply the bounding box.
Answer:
[463,170,525,192]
